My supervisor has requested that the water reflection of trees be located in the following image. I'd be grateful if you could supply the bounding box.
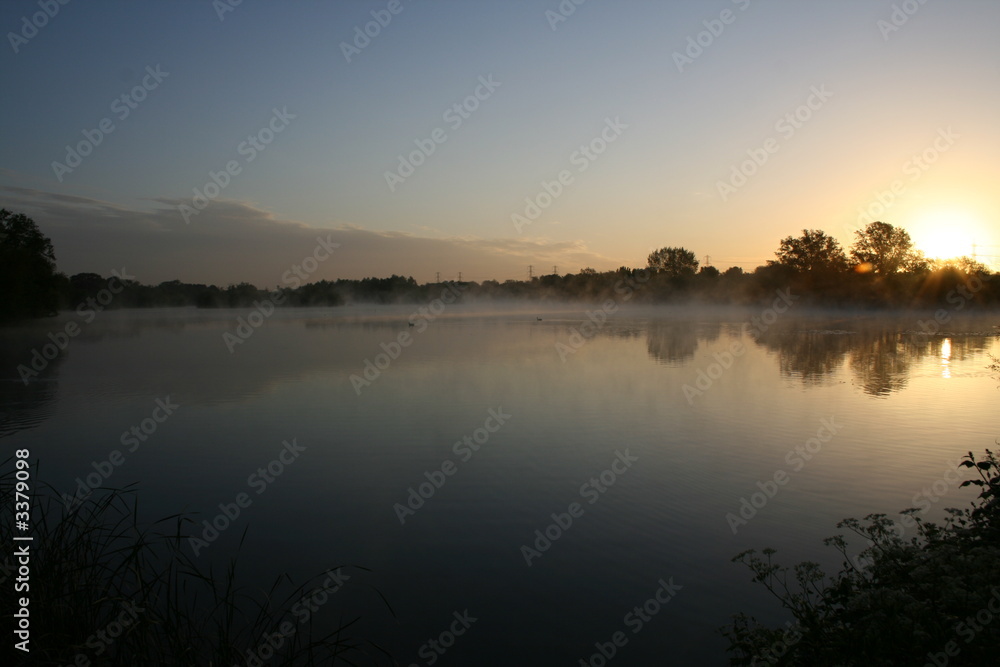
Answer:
[848,332,924,396]
[756,325,995,397]
[761,332,854,385]
[645,321,721,365]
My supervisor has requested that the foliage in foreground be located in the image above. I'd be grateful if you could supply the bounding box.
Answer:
[0,462,393,666]
[723,449,1000,666]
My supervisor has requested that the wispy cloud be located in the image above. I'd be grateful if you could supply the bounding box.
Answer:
[1,187,622,285]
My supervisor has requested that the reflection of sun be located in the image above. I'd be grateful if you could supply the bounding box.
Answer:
[940,338,951,379]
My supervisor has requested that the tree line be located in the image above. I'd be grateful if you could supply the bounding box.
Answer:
[2,209,997,322]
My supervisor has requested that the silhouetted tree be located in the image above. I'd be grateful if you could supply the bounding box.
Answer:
[698,265,721,278]
[68,272,107,303]
[771,229,848,273]
[850,221,926,274]
[647,247,699,278]
[0,209,61,321]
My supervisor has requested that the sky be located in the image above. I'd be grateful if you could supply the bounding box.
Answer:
[2,0,999,286]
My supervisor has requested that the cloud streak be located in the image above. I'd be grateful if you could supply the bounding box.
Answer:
[1,186,622,286]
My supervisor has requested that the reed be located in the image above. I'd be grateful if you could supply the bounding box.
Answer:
[1,459,393,666]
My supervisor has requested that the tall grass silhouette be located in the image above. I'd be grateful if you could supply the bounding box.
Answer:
[1,458,394,666]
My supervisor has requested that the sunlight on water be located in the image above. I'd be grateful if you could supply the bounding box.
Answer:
[941,337,952,379]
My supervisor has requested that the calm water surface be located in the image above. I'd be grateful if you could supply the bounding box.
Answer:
[3,305,999,665]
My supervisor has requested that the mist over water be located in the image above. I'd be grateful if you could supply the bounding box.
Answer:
[4,305,999,664]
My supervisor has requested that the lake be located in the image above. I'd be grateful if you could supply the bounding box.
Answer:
[3,303,999,665]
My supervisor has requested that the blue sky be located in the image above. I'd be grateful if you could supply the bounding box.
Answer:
[3,0,999,285]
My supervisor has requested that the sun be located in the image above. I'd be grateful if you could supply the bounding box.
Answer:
[908,211,981,261]
[915,227,975,261]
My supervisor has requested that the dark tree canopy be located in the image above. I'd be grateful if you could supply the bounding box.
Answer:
[698,265,721,279]
[850,221,926,274]
[0,209,61,321]
[771,229,848,273]
[722,266,744,278]
[647,246,699,278]
[0,212,994,317]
